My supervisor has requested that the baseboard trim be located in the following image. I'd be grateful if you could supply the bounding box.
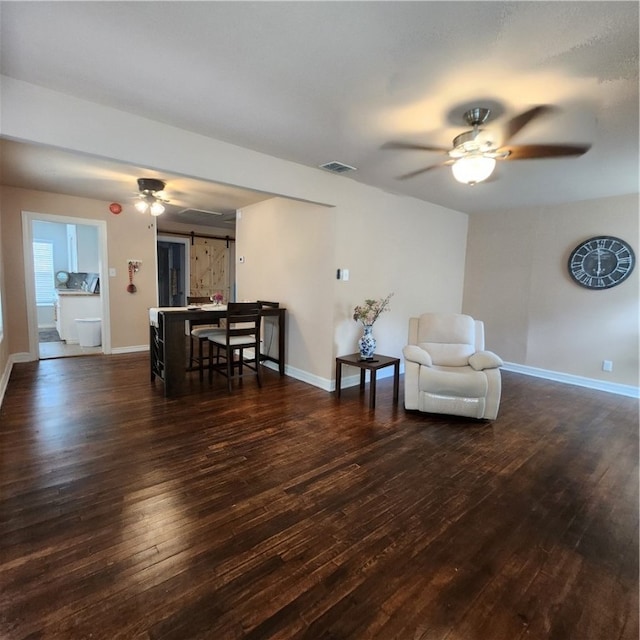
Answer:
[262,361,333,391]
[11,352,33,363]
[111,345,149,355]
[503,362,639,398]
[1,353,34,409]
[0,357,12,409]
[263,360,405,393]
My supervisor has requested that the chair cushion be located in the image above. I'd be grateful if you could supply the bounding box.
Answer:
[403,345,432,366]
[418,342,475,366]
[468,350,503,371]
[209,334,257,347]
[419,365,488,397]
[416,313,476,366]
[191,326,225,338]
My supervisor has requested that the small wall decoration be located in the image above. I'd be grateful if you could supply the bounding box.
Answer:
[109,202,123,215]
[127,260,141,293]
[568,236,635,290]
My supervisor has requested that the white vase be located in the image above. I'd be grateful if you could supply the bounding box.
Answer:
[358,324,376,359]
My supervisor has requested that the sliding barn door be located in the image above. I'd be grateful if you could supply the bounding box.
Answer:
[190,237,230,301]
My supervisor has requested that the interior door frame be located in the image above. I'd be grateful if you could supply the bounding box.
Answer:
[157,234,190,305]
[21,210,111,359]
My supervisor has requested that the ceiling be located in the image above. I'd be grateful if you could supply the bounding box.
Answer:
[0,139,271,228]
[0,2,638,225]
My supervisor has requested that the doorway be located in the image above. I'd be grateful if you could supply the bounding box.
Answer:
[156,234,234,305]
[157,235,189,307]
[22,211,111,360]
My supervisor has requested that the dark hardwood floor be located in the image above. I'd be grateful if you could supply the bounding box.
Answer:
[1,354,637,639]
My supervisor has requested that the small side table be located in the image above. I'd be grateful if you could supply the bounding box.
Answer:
[335,353,400,410]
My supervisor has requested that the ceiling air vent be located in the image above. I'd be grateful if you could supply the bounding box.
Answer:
[178,208,223,216]
[319,161,357,174]
[176,208,229,226]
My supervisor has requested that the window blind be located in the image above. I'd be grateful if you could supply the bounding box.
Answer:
[33,241,55,304]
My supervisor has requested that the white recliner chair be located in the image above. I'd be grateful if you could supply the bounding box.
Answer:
[403,313,503,420]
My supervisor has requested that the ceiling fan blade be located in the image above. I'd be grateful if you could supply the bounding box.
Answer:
[382,141,450,153]
[503,105,556,144]
[397,162,450,180]
[499,144,591,160]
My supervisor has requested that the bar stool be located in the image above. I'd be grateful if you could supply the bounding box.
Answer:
[208,302,262,391]
[187,296,222,380]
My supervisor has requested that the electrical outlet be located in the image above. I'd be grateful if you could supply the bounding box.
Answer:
[602,360,613,372]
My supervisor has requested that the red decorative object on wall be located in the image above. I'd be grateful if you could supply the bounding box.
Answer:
[109,202,123,215]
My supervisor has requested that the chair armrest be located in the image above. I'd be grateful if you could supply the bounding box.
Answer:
[468,350,504,371]
[403,345,433,367]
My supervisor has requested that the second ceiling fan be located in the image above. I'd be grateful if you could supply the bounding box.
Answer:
[383,105,591,185]
[135,178,170,216]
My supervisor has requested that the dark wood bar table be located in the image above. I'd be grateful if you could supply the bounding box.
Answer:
[150,305,286,397]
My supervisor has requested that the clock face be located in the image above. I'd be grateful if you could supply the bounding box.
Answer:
[568,236,635,290]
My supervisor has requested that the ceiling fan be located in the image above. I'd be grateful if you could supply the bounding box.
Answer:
[383,106,591,185]
[135,177,170,216]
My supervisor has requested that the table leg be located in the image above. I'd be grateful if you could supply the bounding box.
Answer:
[278,310,286,376]
[369,370,377,409]
[393,361,399,404]
[163,317,188,397]
[149,325,156,382]
[336,360,342,397]
[360,369,366,390]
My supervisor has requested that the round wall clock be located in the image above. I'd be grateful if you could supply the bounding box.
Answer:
[568,236,635,290]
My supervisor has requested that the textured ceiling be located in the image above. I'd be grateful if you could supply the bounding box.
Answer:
[0,1,638,224]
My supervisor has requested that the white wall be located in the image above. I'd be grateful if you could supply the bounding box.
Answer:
[32,220,99,276]
[236,198,336,384]
[463,193,639,388]
[331,187,469,365]
[238,188,468,387]
[36,306,55,328]
[76,224,99,272]
[0,206,7,405]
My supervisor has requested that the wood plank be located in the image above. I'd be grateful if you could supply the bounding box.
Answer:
[0,354,637,639]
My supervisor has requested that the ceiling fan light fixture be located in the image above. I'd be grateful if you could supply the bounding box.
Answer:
[137,178,166,193]
[135,177,167,216]
[135,199,149,213]
[451,155,496,185]
[150,201,165,216]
